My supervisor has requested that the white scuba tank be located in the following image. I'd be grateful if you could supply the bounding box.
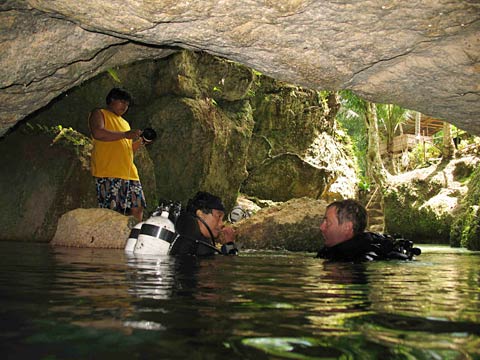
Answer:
[125,221,143,253]
[133,210,177,255]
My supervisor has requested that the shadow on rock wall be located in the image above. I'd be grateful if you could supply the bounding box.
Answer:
[0,131,96,241]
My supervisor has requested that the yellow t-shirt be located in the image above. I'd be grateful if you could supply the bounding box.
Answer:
[90,109,140,180]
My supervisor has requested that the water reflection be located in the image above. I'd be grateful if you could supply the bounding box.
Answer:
[352,313,480,360]
[0,244,478,359]
[125,253,177,300]
[297,262,370,336]
[367,253,480,322]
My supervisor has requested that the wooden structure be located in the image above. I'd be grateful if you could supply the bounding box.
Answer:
[402,114,445,137]
[379,133,432,154]
[380,114,445,154]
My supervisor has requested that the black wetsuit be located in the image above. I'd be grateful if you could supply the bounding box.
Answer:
[316,232,418,262]
[169,212,217,256]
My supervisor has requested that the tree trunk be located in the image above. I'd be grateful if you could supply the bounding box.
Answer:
[442,122,455,160]
[365,102,388,188]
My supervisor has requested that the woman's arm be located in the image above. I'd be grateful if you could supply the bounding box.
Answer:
[89,109,140,141]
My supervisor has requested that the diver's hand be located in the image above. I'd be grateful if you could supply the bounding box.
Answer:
[219,226,236,244]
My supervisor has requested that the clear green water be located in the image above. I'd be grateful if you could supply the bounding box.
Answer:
[0,242,479,359]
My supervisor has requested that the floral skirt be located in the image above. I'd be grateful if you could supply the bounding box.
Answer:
[95,177,146,215]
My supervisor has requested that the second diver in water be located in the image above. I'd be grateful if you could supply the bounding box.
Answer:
[316,199,421,262]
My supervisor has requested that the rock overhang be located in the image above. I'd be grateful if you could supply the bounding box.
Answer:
[1,0,479,136]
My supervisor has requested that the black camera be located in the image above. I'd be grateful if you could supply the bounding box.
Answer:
[141,127,157,143]
[393,237,421,259]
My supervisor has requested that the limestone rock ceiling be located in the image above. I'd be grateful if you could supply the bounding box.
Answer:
[1,0,479,136]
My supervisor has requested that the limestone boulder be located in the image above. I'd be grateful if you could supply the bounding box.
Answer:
[155,51,254,101]
[142,52,256,209]
[233,197,327,252]
[384,155,480,243]
[244,81,357,201]
[51,208,135,248]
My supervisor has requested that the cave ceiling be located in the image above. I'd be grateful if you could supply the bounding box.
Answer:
[1,0,479,136]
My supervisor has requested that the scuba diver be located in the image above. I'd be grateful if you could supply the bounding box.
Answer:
[169,191,238,256]
[316,199,421,262]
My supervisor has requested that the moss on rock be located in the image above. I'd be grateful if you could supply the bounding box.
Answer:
[450,166,480,249]
[384,185,452,243]
[385,155,479,246]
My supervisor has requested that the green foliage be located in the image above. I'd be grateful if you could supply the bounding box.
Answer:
[252,69,263,77]
[376,103,409,147]
[452,161,476,183]
[408,142,441,168]
[449,216,463,247]
[358,175,371,192]
[450,166,480,249]
[317,90,331,110]
[107,68,122,83]
[336,90,368,176]
[25,123,89,146]
[450,206,480,249]
[245,69,264,98]
[336,91,413,177]
[23,123,92,168]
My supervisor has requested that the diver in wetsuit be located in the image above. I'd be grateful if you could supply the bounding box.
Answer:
[316,199,420,262]
[169,191,237,256]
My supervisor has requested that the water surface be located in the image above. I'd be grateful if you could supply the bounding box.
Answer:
[0,242,479,359]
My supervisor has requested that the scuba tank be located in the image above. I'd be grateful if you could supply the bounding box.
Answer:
[125,221,143,253]
[133,202,177,256]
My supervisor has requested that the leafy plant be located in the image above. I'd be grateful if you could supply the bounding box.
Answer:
[409,142,441,168]
[23,123,92,169]
[336,91,369,177]
[107,68,121,83]
[358,176,371,192]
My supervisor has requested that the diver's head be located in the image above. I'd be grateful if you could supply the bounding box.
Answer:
[187,191,226,239]
[320,199,367,247]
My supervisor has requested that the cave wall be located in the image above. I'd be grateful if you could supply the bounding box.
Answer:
[0,132,96,241]
[0,51,358,241]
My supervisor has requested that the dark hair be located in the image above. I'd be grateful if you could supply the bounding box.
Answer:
[106,88,133,105]
[327,199,367,235]
[186,191,225,214]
